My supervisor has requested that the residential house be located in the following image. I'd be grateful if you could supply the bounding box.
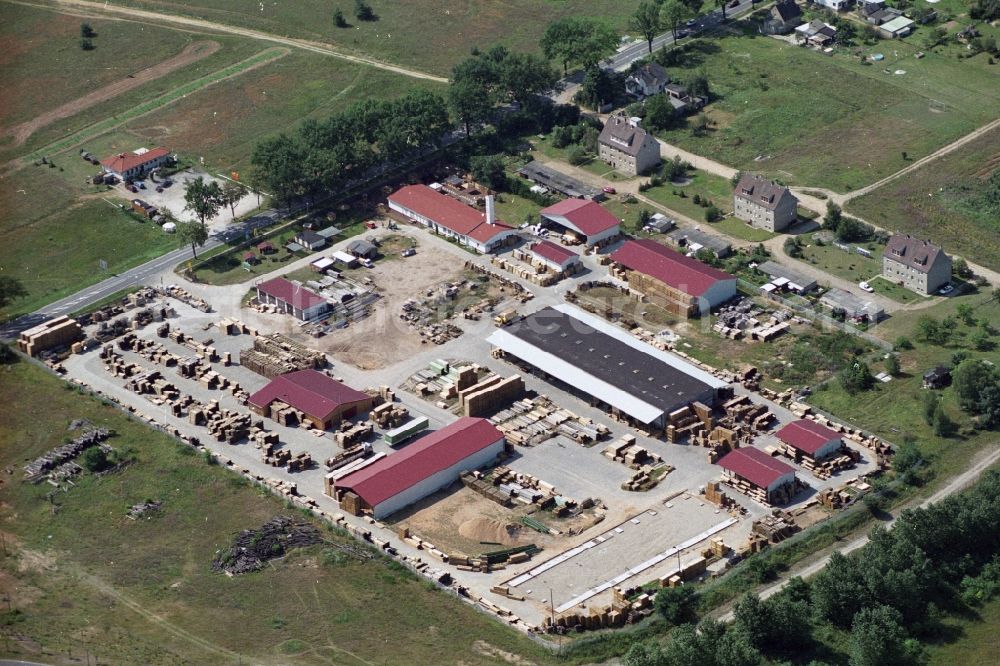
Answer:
[597,115,661,176]
[664,83,707,115]
[813,0,852,11]
[732,174,799,232]
[864,6,903,24]
[762,0,804,34]
[294,230,327,251]
[100,146,172,181]
[922,366,951,389]
[881,233,951,295]
[626,62,671,98]
[795,19,838,46]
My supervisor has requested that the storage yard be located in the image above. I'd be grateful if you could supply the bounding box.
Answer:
[37,210,888,633]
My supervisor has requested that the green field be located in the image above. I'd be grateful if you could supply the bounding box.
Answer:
[0,165,179,319]
[794,234,884,285]
[927,595,1000,666]
[116,0,641,75]
[653,27,1000,193]
[810,289,1000,482]
[710,216,777,242]
[847,124,1000,272]
[0,356,559,664]
[640,168,735,222]
[869,275,926,304]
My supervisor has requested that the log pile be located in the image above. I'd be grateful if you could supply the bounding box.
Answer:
[211,516,322,575]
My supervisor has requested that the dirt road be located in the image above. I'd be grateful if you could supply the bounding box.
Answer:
[2,40,220,145]
[41,0,448,83]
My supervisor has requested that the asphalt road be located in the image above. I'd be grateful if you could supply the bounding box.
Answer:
[606,1,757,71]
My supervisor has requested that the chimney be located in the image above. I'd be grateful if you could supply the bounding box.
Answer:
[485,195,496,225]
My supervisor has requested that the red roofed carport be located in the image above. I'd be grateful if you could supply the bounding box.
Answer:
[539,199,621,246]
[332,417,506,518]
[718,447,796,505]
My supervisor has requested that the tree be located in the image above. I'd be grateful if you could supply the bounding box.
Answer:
[251,133,305,208]
[470,154,508,191]
[660,0,691,41]
[923,391,939,426]
[354,0,376,21]
[952,359,1000,413]
[631,2,663,54]
[849,605,912,666]
[623,641,666,666]
[644,93,679,130]
[333,9,348,27]
[839,360,875,395]
[83,447,111,473]
[972,329,994,351]
[933,403,957,437]
[835,216,873,242]
[704,204,722,222]
[0,276,28,308]
[691,111,711,136]
[784,236,804,258]
[682,0,705,13]
[885,354,900,376]
[566,145,589,165]
[894,440,925,484]
[812,551,870,627]
[80,22,96,38]
[924,26,948,49]
[716,0,730,19]
[685,70,710,99]
[80,37,95,51]
[220,181,248,221]
[654,584,698,625]
[894,335,913,350]
[183,176,224,226]
[498,52,558,105]
[541,18,618,73]
[448,77,493,135]
[916,315,947,345]
[823,201,842,232]
[178,221,209,260]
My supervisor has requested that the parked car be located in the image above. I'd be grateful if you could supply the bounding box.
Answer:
[156,186,164,193]
[686,18,697,27]
[401,248,416,258]
[859,281,874,293]
[137,181,146,189]
[602,186,617,194]
[938,283,954,295]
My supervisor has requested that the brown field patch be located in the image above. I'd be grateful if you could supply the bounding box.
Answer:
[3,40,220,145]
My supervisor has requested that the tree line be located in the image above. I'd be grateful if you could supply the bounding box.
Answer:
[625,469,1000,665]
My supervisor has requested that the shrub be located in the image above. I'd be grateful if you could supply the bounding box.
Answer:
[704,204,722,223]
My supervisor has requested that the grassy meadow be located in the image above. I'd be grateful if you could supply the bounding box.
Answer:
[847,124,1000,272]
[653,26,1000,193]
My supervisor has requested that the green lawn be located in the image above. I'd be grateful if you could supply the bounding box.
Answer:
[640,168,735,221]
[847,124,1000,273]
[494,191,543,227]
[927,595,1000,666]
[0,194,179,320]
[869,275,927,305]
[0,357,559,665]
[795,235,883,284]
[113,0,641,75]
[711,216,777,242]
[652,28,1000,192]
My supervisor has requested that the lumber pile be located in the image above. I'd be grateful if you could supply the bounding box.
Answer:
[490,395,608,446]
[602,435,663,469]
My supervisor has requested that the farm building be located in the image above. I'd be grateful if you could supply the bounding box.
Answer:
[294,230,327,251]
[733,174,799,232]
[597,115,661,176]
[881,234,951,295]
[757,260,817,293]
[347,239,378,259]
[387,185,517,253]
[530,240,581,273]
[776,419,844,461]
[611,239,737,317]
[331,417,506,518]
[878,15,915,38]
[487,305,726,429]
[100,146,171,180]
[255,277,330,321]
[516,161,604,200]
[819,288,883,323]
[718,447,797,505]
[539,199,621,246]
[248,369,374,430]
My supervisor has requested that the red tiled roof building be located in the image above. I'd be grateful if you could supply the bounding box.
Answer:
[539,199,621,246]
[100,147,171,180]
[248,370,374,430]
[387,185,516,253]
[776,419,844,460]
[255,278,329,321]
[332,417,506,518]
[718,447,796,504]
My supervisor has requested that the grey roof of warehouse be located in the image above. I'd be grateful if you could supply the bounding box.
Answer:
[819,287,883,318]
[757,260,818,292]
[667,227,732,257]
[486,304,725,424]
[517,161,604,200]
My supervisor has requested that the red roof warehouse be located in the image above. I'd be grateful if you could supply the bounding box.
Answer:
[539,199,621,246]
[777,419,844,460]
[718,447,796,502]
[248,370,374,430]
[387,184,515,253]
[611,239,737,315]
[255,277,330,321]
[331,417,506,518]
[530,240,581,272]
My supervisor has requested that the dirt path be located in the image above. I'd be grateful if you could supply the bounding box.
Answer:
[2,40,220,146]
[41,0,448,83]
[715,443,1000,622]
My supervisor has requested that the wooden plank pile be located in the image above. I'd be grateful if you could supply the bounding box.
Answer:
[23,427,111,479]
[155,284,212,312]
[240,332,328,378]
[490,255,559,286]
[602,435,663,470]
[490,396,608,447]
[370,401,409,429]
[752,513,799,543]
[334,421,373,448]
